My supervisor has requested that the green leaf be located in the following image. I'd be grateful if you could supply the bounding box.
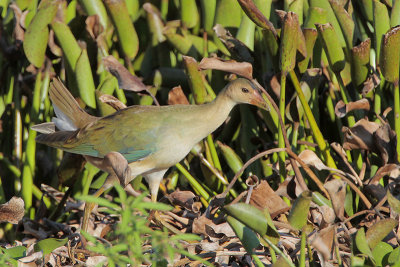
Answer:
[372,242,393,267]
[388,247,400,267]
[288,191,312,230]
[224,203,267,234]
[215,0,242,33]
[351,256,366,267]
[75,48,96,108]
[279,11,300,74]
[23,0,59,67]
[373,0,390,65]
[180,0,199,29]
[226,215,260,252]
[316,23,346,73]
[104,0,139,59]
[217,141,244,174]
[329,0,355,50]
[355,228,374,260]
[388,188,400,214]
[34,237,68,255]
[0,246,26,259]
[366,218,398,249]
[380,26,400,83]
[351,38,371,90]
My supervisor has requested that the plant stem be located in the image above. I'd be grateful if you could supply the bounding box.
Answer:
[278,73,287,181]
[289,70,337,169]
[395,81,400,162]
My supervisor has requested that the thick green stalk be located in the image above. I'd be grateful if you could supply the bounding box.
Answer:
[176,163,210,202]
[206,135,222,171]
[278,74,287,181]
[395,82,400,162]
[22,72,42,215]
[289,71,337,168]
[299,229,306,267]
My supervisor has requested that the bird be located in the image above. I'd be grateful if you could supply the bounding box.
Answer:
[34,77,268,229]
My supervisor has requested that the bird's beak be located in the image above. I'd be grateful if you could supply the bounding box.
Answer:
[250,90,270,111]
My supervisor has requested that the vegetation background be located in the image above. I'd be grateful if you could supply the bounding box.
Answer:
[1,0,400,266]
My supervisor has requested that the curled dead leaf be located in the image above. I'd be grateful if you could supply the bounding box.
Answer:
[342,119,380,151]
[167,191,198,210]
[103,56,147,93]
[99,94,127,111]
[324,179,346,220]
[0,196,25,224]
[198,57,253,79]
[86,15,104,40]
[213,24,254,63]
[374,122,397,164]
[362,72,380,96]
[369,164,400,184]
[335,99,370,118]
[298,150,328,171]
[310,225,335,261]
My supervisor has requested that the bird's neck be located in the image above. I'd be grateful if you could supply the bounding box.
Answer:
[193,91,236,137]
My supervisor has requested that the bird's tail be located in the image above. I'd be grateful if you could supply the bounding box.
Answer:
[49,78,96,130]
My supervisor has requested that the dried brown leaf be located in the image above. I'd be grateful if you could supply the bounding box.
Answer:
[168,191,198,210]
[213,24,254,63]
[342,119,380,151]
[17,251,44,265]
[168,86,189,105]
[0,197,25,224]
[374,122,397,164]
[9,4,24,42]
[103,55,147,92]
[298,150,328,170]
[369,164,400,184]
[362,72,380,96]
[86,15,104,40]
[209,222,236,237]
[335,99,370,118]
[324,179,346,220]
[249,180,289,218]
[199,57,253,79]
[310,225,335,261]
[99,94,127,111]
[192,215,213,236]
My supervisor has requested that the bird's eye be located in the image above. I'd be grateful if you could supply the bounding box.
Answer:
[241,88,250,93]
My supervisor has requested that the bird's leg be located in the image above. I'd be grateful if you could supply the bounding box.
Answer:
[81,175,117,232]
[81,152,131,232]
[143,169,167,203]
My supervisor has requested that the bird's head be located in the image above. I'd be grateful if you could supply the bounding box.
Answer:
[225,78,269,110]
